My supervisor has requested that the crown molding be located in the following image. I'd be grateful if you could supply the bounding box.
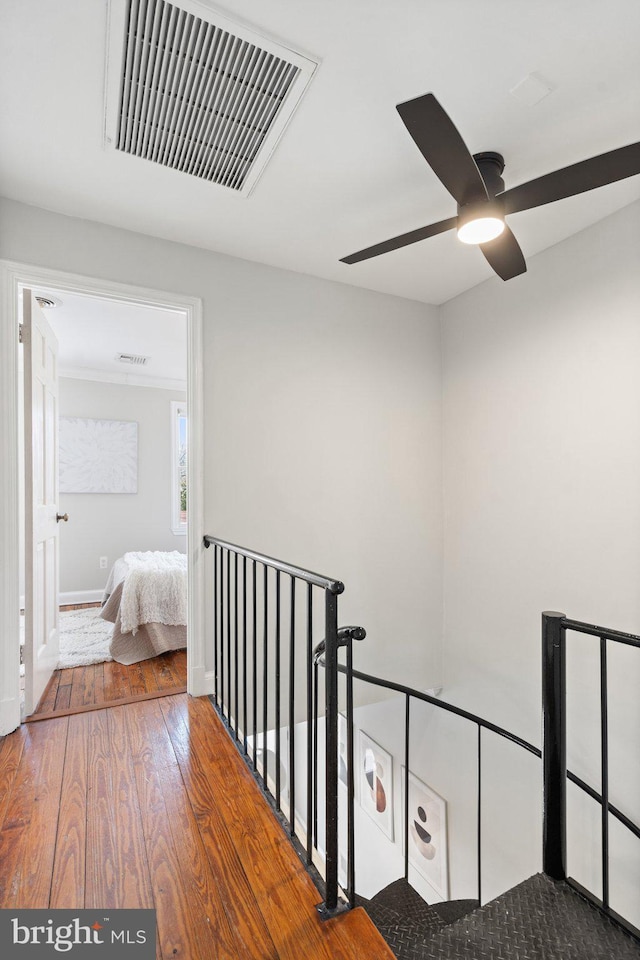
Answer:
[59,365,187,392]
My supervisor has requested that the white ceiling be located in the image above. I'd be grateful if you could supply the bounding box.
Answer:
[2,0,639,304]
[35,290,187,388]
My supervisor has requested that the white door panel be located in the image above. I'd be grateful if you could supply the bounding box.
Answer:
[23,289,60,715]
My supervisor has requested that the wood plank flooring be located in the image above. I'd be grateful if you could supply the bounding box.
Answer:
[31,649,187,718]
[0,694,394,960]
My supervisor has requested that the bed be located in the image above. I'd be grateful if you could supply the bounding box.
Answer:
[100,550,187,665]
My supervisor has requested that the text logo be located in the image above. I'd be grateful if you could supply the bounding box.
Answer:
[0,910,156,957]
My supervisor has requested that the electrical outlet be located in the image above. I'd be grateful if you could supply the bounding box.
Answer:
[99,556,108,570]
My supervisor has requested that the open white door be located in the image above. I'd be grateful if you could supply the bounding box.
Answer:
[23,289,61,716]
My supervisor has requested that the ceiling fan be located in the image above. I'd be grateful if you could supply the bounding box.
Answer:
[340,93,640,281]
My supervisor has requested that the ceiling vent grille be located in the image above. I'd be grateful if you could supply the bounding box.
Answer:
[117,352,149,365]
[105,0,318,195]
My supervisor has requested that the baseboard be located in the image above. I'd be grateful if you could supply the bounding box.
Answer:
[0,696,21,737]
[59,589,104,606]
[188,665,214,698]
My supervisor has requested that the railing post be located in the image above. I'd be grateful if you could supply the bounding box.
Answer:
[542,610,567,882]
[320,587,340,916]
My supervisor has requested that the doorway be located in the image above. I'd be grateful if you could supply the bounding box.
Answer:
[0,261,206,735]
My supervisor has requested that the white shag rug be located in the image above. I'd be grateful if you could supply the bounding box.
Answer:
[57,609,114,669]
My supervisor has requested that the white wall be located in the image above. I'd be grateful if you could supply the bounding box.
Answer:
[57,378,187,594]
[440,200,640,734]
[440,200,640,922]
[0,196,443,690]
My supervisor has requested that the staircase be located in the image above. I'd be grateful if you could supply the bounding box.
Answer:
[203,538,640,956]
[359,874,640,959]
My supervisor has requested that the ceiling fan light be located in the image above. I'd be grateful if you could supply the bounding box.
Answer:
[457,216,505,245]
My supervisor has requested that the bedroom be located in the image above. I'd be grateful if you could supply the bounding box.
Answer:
[19,288,190,718]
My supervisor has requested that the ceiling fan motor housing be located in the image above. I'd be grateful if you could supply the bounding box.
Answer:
[456,152,506,233]
[474,151,505,197]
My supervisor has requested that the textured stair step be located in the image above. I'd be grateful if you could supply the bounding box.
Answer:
[358,878,450,959]
[355,892,412,932]
[431,898,479,926]
[373,919,446,960]
[369,878,447,928]
[421,873,640,960]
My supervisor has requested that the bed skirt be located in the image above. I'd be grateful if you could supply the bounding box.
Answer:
[100,580,187,665]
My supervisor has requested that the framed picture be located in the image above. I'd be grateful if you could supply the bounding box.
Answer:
[59,417,138,493]
[402,769,448,899]
[358,731,394,841]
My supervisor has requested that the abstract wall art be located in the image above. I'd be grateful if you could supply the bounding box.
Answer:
[402,769,449,899]
[358,730,394,840]
[59,417,138,494]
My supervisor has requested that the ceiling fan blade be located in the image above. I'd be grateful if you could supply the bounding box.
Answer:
[340,217,457,264]
[480,225,527,281]
[501,142,640,215]
[396,93,488,207]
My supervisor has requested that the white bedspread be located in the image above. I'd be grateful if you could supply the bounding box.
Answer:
[119,550,187,635]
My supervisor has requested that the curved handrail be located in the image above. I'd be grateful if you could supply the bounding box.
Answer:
[562,617,640,648]
[203,535,345,594]
[349,665,542,756]
[313,626,367,666]
[330,662,640,843]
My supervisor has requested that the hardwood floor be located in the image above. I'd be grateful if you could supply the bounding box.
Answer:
[31,649,187,719]
[0,695,394,960]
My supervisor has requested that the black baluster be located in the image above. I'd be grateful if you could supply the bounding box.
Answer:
[600,636,609,910]
[324,588,339,912]
[226,549,231,724]
[404,695,410,882]
[275,569,281,810]
[313,656,319,852]
[289,575,296,837]
[220,549,225,718]
[346,633,355,906]
[306,583,313,863]
[213,544,218,704]
[234,551,239,739]
[262,564,268,786]
[252,559,257,768]
[477,724,482,905]
[542,611,567,882]
[243,555,247,754]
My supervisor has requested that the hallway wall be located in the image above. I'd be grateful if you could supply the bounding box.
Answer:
[0,196,444,691]
[439,200,640,919]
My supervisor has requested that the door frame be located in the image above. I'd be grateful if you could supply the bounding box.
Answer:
[0,259,206,735]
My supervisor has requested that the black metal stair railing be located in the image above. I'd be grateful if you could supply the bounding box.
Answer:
[201,535,640,941]
[326,624,640,939]
[543,611,640,941]
[202,534,363,918]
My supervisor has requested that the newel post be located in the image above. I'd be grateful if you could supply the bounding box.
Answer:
[542,610,567,881]
[320,586,340,916]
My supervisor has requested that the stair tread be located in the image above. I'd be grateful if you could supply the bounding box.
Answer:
[357,879,448,957]
[421,873,640,960]
[430,898,479,926]
[369,878,446,928]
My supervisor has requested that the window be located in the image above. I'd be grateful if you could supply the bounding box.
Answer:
[171,401,187,535]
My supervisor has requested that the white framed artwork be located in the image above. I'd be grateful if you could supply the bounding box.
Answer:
[402,769,449,899]
[59,417,138,494]
[358,730,394,841]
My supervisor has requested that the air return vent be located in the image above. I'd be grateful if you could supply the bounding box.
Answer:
[104,0,318,195]
[117,352,149,365]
